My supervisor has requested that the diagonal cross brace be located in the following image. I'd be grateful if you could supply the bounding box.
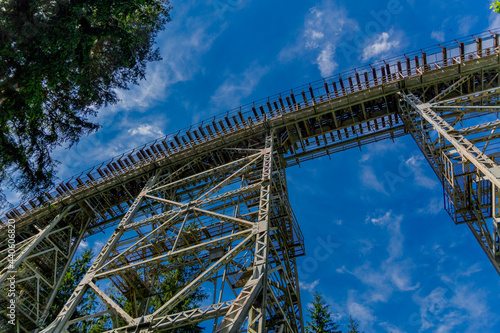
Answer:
[41,174,159,333]
[0,205,73,286]
[151,233,255,326]
[214,274,264,333]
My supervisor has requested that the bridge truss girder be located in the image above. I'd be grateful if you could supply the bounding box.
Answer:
[41,132,304,333]
[3,32,500,332]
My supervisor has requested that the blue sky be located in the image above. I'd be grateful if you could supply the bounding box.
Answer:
[9,0,500,332]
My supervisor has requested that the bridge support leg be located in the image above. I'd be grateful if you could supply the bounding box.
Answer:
[42,132,304,333]
[399,90,500,275]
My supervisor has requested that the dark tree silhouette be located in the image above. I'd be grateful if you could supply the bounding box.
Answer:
[0,0,172,207]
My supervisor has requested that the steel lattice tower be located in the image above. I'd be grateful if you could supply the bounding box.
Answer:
[2,31,500,332]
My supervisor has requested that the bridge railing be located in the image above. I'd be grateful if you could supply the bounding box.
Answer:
[3,29,500,226]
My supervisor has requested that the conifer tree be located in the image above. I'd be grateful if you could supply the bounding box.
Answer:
[305,291,342,333]
[346,316,363,333]
[0,0,172,207]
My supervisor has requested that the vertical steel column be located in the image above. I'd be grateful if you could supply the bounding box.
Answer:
[215,132,275,333]
[250,132,274,333]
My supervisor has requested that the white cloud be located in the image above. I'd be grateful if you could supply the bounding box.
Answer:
[412,283,492,332]
[360,154,371,162]
[367,210,405,260]
[368,210,392,226]
[347,292,376,327]
[361,165,387,194]
[355,211,419,306]
[128,124,164,138]
[410,263,496,333]
[358,239,374,255]
[348,257,420,314]
[300,280,319,292]
[53,114,170,179]
[279,2,358,76]
[417,197,442,215]
[387,216,403,259]
[379,322,404,333]
[316,43,338,77]
[460,263,482,277]
[362,31,401,62]
[77,240,89,253]
[0,189,21,214]
[389,263,419,291]
[210,64,269,111]
[359,140,403,163]
[106,2,222,114]
[405,155,438,190]
[336,265,349,274]
[431,30,445,43]
[92,241,104,255]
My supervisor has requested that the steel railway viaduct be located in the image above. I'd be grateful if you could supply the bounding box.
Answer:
[2,31,500,333]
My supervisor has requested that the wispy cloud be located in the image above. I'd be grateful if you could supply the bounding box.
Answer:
[457,15,478,36]
[366,210,406,260]
[362,31,401,62]
[431,30,445,43]
[360,165,387,194]
[77,240,89,253]
[379,322,404,333]
[333,219,343,225]
[128,124,164,138]
[210,63,269,111]
[358,139,402,162]
[316,43,337,77]
[417,197,442,215]
[412,280,493,332]
[405,155,438,189]
[92,240,104,255]
[106,2,223,115]
[347,291,376,327]
[300,279,320,292]
[335,210,420,331]
[279,1,358,77]
[53,115,170,179]
[367,210,392,226]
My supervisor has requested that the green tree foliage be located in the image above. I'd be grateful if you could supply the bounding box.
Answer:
[305,291,342,333]
[346,316,363,333]
[0,0,172,207]
[45,249,105,331]
[492,1,500,13]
